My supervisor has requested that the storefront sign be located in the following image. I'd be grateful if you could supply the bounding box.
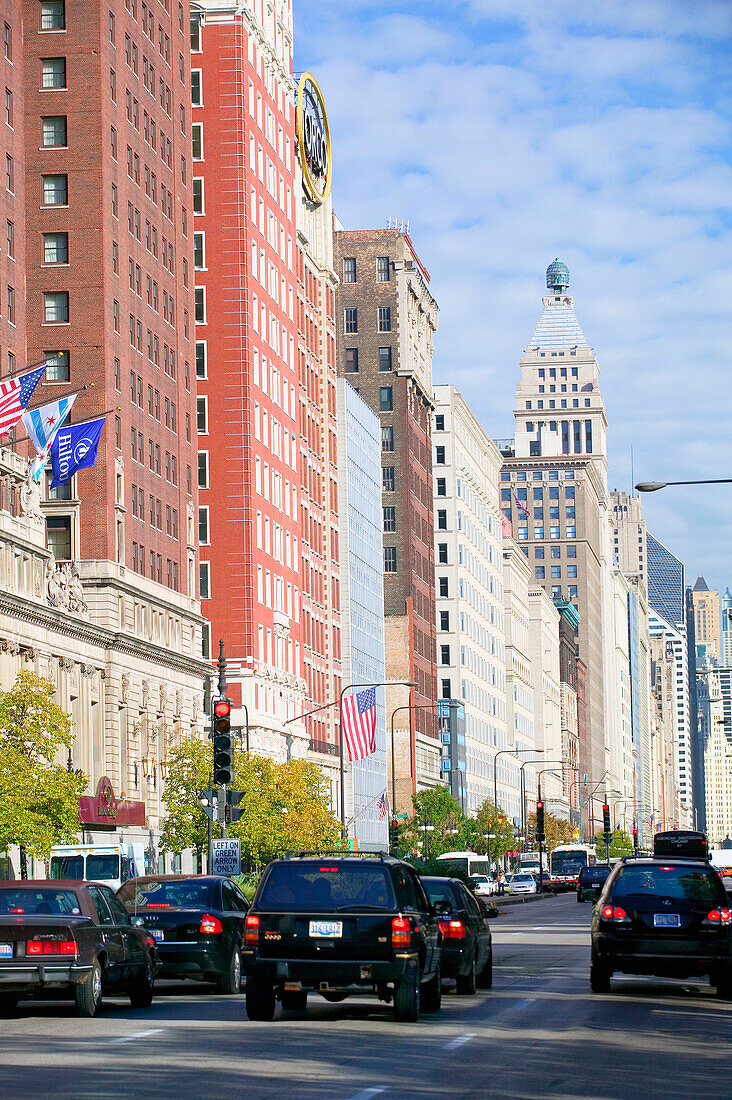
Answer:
[78,776,145,827]
[296,72,331,205]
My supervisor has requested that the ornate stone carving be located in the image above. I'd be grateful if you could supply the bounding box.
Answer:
[46,555,68,610]
[33,560,43,598]
[58,656,74,671]
[192,694,199,720]
[20,466,43,524]
[120,673,130,704]
[68,564,88,616]
[175,690,182,716]
[0,639,20,656]
[159,684,168,712]
[141,679,150,708]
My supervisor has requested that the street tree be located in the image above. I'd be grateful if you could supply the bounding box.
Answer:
[526,808,575,851]
[594,829,633,860]
[464,799,516,858]
[398,788,467,858]
[0,670,86,877]
[159,738,213,858]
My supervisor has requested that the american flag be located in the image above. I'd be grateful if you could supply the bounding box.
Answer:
[342,687,377,762]
[0,365,47,437]
[513,491,529,517]
[377,791,388,820]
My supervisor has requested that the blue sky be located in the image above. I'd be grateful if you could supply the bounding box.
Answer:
[296,1,732,598]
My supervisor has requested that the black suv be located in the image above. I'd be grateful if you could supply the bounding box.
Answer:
[241,854,442,1022]
[577,864,611,904]
[590,856,732,997]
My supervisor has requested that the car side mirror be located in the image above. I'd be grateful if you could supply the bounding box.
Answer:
[483,906,499,919]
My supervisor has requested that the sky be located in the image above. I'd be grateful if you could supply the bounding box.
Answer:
[295,0,732,599]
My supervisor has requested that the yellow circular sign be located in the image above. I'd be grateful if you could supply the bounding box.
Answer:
[296,72,332,205]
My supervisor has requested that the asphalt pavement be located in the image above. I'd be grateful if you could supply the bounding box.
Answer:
[1,892,730,1099]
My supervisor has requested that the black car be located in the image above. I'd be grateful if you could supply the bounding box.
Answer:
[421,876,493,994]
[0,880,157,1017]
[117,875,249,993]
[241,854,442,1022]
[577,864,611,903]
[590,857,732,998]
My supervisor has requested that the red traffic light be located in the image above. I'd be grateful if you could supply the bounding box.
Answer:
[602,804,609,814]
[213,699,231,719]
[536,801,543,810]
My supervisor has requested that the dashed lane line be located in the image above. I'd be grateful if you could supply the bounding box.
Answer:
[442,1033,475,1051]
[108,1028,166,1045]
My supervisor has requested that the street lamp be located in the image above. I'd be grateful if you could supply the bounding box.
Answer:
[141,752,155,782]
[636,478,732,493]
[390,701,440,816]
[421,817,435,860]
[493,747,543,817]
[519,754,546,845]
[484,831,496,871]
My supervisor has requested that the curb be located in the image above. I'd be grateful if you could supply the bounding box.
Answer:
[494,892,552,909]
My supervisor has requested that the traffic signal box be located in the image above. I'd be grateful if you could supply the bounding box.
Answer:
[389,819,400,856]
[602,803,611,834]
[212,698,234,786]
[536,800,545,843]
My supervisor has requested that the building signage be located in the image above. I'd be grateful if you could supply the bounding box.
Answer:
[78,776,146,827]
[210,838,241,876]
[296,72,332,205]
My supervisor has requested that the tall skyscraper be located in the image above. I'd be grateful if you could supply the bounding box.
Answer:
[431,385,507,815]
[722,589,732,666]
[500,260,614,832]
[334,227,439,811]
[647,533,685,628]
[611,490,647,587]
[8,0,207,855]
[690,576,720,664]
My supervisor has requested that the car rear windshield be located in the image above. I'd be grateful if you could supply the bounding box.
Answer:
[0,889,82,916]
[613,865,725,903]
[423,880,458,909]
[257,863,396,912]
[117,879,216,909]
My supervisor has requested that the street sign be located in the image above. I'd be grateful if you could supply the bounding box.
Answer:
[210,838,241,876]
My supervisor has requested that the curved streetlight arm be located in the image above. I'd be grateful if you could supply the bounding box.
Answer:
[493,747,544,813]
[636,478,732,493]
[389,702,440,816]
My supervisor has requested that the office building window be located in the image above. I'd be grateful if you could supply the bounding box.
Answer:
[535,546,544,559]
[437,509,447,531]
[343,257,356,282]
[441,645,450,665]
[383,506,396,532]
[438,543,448,564]
[440,679,451,700]
[42,115,67,146]
[436,478,446,496]
[194,287,205,323]
[378,346,392,372]
[439,577,449,597]
[384,547,397,573]
[46,515,71,560]
[44,291,69,322]
[193,232,204,268]
[42,173,68,205]
[567,545,577,558]
[345,347,358,373]
[536,567,545,579]
[439,611,450,631]
[381,426,394,452]
[45,350,69,381]
[43,231,68,263]
[534,525,544,539]
[378,306,391,332]
[379,386,392,412]
[549,525,560,539]
[551,565,561,578]
[568,585,578,599]
[435,414,445,431]
[550,546,561,559]
[566,525,576,538]
[199,561,210,599]
[567,565,577,577]
[41,1,65,29]
[41,57,66,88]
[198,506,209,545]
[344,307,357,333]
[193,178,204,214]
[197,451,208,488]
[435,445,446,465]
[195,341,206,379]
[382,466,395,491]
[377,256,390,281]
[552,585,562,599]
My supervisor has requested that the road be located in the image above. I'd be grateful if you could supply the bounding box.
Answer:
[1,892,730,1099]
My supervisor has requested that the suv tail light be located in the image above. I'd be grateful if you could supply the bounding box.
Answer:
[26,939,77,956]
[392,916,411,948]
[199,914,223,935]
[600,905,630,924]
[706,909,732,926]
[244,914,260,946]
[439,919,466,939]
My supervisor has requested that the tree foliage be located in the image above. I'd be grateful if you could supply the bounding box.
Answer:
[464,800,516,858]
[398,790,517,861]
[594,829,633,859]
[160,739,341,866]
[526,808,576,851]
[0,670,86,870]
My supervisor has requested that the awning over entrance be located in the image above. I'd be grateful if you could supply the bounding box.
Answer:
[78,776,145,827]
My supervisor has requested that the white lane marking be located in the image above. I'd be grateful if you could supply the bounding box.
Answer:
[512,998,536,1011]
[108,1028,165,1045]
[442,1032,475,1051]
[346,1089,386,1100]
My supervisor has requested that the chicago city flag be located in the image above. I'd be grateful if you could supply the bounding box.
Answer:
[22,393,77,482]
[342,687,377,762]
[50,416,106,487]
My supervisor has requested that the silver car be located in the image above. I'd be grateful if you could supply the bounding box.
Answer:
[506,873,538,896]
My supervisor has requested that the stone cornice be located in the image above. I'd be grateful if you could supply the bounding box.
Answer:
[0,591,212,678]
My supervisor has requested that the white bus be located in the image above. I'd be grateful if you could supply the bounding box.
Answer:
[548,844,598,891]
[436,851,491,879]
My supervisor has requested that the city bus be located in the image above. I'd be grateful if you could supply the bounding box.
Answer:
[436,851,490,879]
[548,844,598,891]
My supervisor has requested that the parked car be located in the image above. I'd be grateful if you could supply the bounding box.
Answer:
[577,864,611,904]
[0,880,157,1017]
[117,875,249,993]
[590,856,732,997]
[506,873,538,896]
[470,874,498,898]
[422,876,493,994]
[241,854,442,1022]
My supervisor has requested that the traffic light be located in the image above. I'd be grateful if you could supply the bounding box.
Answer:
[536,800,545,841]
[602,803,611,834]
[212,698,234,786]
[389,818,400,856]
[226,788,243,825]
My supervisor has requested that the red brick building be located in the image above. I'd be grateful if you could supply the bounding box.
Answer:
[333,227,440,804]
[1,0,25,376]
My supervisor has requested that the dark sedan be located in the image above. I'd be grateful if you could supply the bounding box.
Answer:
[118,875,249,993]
[577,864,611,903]
[422,876,493,995]
[0,880,156,1017]
[590,857,732,997]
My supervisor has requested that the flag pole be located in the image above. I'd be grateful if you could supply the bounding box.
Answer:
[3,402,117,450]
[25,381,93,411]
[0,356,52,383]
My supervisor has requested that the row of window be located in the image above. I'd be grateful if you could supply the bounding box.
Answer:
[344,346,392,373]
[501,469,575,481]
[526,399,591,410]
[503,485,575,499]
[344,306,391,334]
[342,255,390,283]
[131,543,180,590]
[130,486,178,537]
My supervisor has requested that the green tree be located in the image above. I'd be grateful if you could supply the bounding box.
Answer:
[398,788,468,858]
[160,739,341,867]
[594,829,633,860]
[464,799,516,859]
[0,670,86,877]
[526,808,575,852]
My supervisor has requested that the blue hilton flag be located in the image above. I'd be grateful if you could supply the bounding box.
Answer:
[50,416,106,487]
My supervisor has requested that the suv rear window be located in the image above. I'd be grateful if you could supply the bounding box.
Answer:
[117,879,215,908]
[613,864,725,903]
[257,863,396,912]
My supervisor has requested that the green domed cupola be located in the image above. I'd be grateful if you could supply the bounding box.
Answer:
[546,258,570,292]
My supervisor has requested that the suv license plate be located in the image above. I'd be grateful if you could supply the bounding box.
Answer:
[309,920,343,938]
[653,913,681,927]
[0,944,12,957]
